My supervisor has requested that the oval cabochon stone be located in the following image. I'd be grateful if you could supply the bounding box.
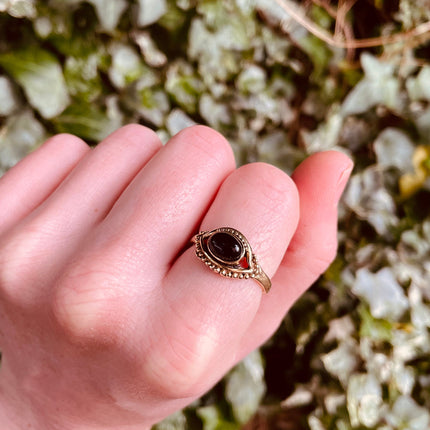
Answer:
[208,232,243,262]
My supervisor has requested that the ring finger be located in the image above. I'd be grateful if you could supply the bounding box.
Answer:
[143,162,299,397]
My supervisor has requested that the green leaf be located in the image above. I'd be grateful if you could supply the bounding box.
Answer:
[197,405,239,430]
[387,395,430,429]
[298,34,333,80]
[157,0,186,31]
[358,304,394,342]
[0,110,47,176]
[88,0,128,32]
[347,373,383,428]
[341,52,401,116]
[52,100,122,142]
[64,54,104,102]
[0,46,69,119]
[108,43,146,89]
[225,350,265,425]
[137,0,167,27]
[165,60,205,113]
[0,75,19,116]
[1,0,36,18]
[152,410,188,430]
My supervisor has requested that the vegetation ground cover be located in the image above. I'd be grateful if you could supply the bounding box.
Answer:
[1,1,430,428]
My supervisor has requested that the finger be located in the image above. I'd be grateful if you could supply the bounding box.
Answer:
[142,163,299,397]
[37,124,162,231]
[95,125,236,273]
[238,151,353,355]
[52,125,236,343]
[0,134,89,236]
[0,125,161,307]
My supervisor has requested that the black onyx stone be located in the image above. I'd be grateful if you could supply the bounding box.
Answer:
[208,232,243,262]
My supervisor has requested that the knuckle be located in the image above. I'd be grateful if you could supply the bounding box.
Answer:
[52,263,126,346]
[177,125,235,170]
[143,320,220,399]
[96,124,162,165]
[0,226,46,304]
[240,163,297,211]
[113,124,161,150]
[0,237,21,300]
[46,133,90,154]
[308,241,338,278]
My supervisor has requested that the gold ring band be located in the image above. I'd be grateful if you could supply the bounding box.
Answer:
[192,227,271,293]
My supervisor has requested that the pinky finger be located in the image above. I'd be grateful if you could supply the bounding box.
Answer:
[0,133,90,235]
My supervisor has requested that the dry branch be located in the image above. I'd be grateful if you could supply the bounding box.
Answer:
[273,0,430,49]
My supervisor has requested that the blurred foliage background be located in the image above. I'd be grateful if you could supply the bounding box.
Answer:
[1,0,430,429]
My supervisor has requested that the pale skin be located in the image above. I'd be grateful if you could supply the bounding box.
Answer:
[0,124,352,429]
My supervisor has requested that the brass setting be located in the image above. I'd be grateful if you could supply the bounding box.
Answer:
[192,227,271,294]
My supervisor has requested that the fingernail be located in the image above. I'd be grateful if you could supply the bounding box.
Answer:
[334,160,353,203]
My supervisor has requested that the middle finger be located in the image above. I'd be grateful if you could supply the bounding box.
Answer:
[96,125,236,274]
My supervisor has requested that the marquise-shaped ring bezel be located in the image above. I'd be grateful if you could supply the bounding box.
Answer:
[193,227,260,279]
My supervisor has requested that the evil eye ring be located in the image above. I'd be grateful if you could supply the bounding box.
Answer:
[192,227,271,294]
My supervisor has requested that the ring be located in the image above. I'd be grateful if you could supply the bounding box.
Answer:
[192,227,271,293]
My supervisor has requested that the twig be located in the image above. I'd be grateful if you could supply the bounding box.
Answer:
[273,0,430,48]
[311,0,354,51]
[334,0,356,41]
[334,0,357,60]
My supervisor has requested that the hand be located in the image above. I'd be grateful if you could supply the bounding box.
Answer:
[0,125,352,429]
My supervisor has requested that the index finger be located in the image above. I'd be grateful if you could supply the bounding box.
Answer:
[238,151,353,355]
